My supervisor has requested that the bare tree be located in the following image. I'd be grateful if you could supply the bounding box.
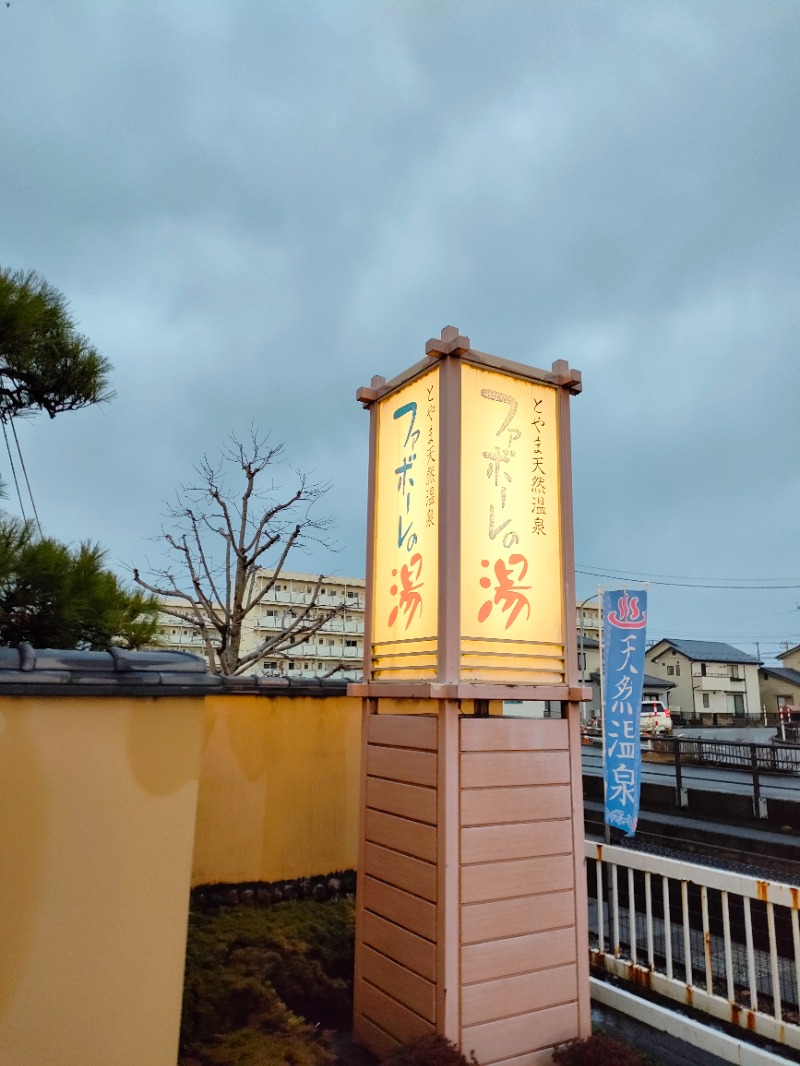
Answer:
[133,432,345,676]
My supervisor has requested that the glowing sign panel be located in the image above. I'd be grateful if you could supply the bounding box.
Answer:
[371,367,439,679]
[460,364,565,682]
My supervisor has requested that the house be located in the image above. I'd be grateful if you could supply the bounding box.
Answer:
[759,642,800,722]
[646,638,761,724]
[779,643,800,673]
[759,652,800,716]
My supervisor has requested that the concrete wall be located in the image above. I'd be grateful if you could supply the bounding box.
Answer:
[0,693,205,1066]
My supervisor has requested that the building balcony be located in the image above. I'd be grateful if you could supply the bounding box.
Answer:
[691,673,748,692]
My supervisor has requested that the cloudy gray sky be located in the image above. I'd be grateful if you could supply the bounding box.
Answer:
[1,1,798,661]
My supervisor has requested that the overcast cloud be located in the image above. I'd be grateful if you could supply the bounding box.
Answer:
[1,0,798,660]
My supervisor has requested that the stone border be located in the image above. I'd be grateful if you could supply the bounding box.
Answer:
[190,870,357,908]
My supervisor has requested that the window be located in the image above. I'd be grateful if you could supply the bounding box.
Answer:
[777,695,791,709]
[700,663,707,676]
[675,663,680,676]
[667,666,674,676]
[729,664,741,679]
[702,693,710,708]
[347,591,357,598]
[345,640,357,648]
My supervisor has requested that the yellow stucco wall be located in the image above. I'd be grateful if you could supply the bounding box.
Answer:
[191,694,502,888]
[0,694,205,1066]
[192,692,364,886]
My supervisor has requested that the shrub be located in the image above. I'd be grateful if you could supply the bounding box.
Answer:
[553,1033,652,1065]
[180,898,355,1065]
[382,1033,477,1066]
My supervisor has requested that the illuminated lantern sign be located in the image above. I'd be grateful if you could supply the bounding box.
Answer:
[460,363,564,683]
[371,366,440,679]
[358,327,581,691]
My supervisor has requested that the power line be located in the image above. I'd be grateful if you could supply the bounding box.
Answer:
[576,567,800,590]
[2,420,28,524]
[10,418,42,537]
[577,564,800,582]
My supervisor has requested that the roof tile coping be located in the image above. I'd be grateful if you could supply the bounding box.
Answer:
[0,645,350,695]
[0,645,209,673]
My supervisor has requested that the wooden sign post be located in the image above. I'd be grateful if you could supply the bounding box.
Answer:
[350,327,591,1064]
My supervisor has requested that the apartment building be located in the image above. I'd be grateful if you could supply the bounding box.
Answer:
[154,570,365,680]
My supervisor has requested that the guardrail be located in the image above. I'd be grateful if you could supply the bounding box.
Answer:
[651,736,800,774]
[585,840,800,1052]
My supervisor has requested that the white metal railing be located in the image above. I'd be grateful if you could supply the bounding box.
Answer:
[585,841,800,1052]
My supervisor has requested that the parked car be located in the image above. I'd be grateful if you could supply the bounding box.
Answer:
[640,700,672,735]
[581,702,673,738]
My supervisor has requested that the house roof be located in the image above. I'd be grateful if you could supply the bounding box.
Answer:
[643,672,676,690]
[649,638,760,665]
[760,665,800,688]
[779,643,800,662]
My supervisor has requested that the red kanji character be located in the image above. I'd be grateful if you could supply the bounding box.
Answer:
[388,553,424,629]
[477,554,532,629]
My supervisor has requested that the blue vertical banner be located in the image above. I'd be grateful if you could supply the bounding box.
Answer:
[602,590,648,837]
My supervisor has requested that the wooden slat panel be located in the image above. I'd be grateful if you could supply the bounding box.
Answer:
[361,981,435,1042]
[462,926,576,984]
[461,718,569,752]
[364,842,437,902]
[461,784,570,826]
[367,777,437,825]
[461,820,570,864]
[368,745,437,787]
[353,1015,398,1062]
[362,946,436,1021]
[476,1049,555,1066]
[462,890,574,945]
[462,1001,578,1063]
[366,809,437,862]
[369,713,438,751]
[461,963,577,1026]
[362,911,437,981]
[363,876,437,941]
[461,853,573,904]
[461,750,570,788]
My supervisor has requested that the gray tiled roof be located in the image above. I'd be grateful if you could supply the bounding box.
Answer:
[588,671,675,690]
[760,666,800,687]
[0,645,348,696]
[654,638,760,664]
[643,672,676,690]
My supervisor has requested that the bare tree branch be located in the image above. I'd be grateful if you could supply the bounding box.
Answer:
[134,431,341,676]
